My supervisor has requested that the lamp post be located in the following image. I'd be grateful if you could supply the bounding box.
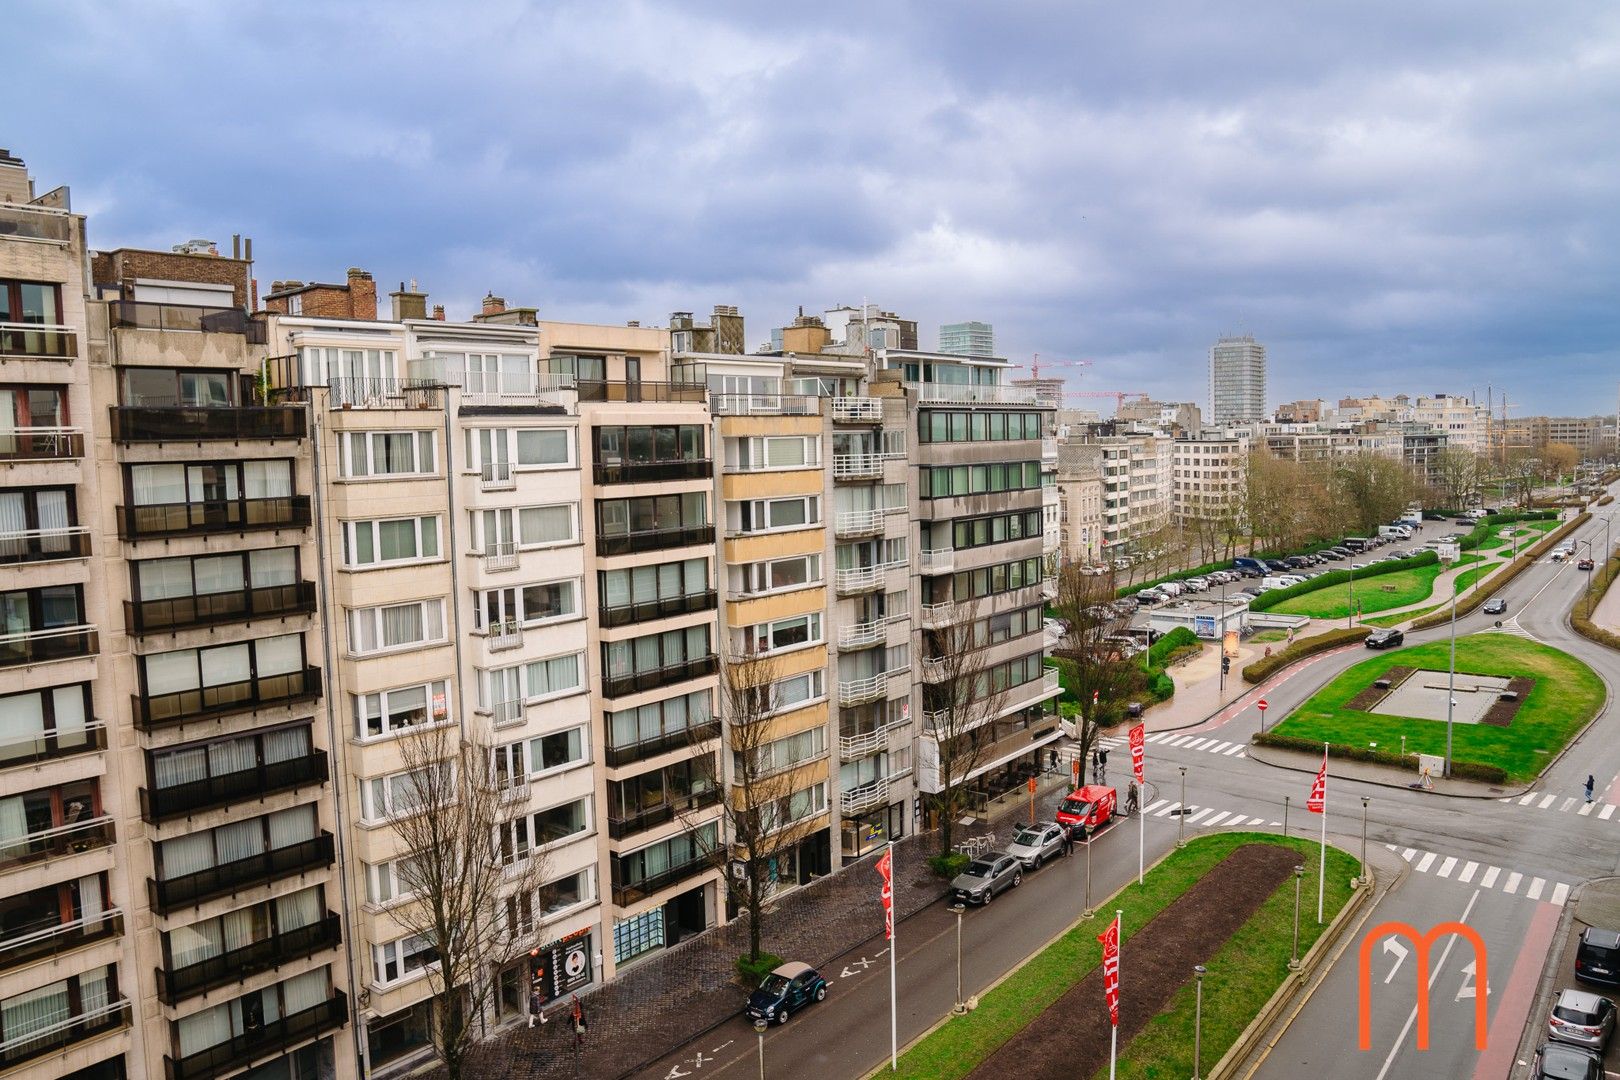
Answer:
[753,1018,768,1080]
[1289,864,1305,971]
[1359,796,1371,887]
[1443,548,1459,779]
[1282,795,1289,839]
[1347,561,1356,629]
[1192,965,1207,1080]
[1178,766,1189,849]
[1083,827,1096,918]
[949,904,966,1015]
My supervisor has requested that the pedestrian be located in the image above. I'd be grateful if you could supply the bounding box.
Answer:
[1091,748,1101,783]
[529,989,543,1028]
[1061,824,1074,857]
[1587,775,1596,803]
[1097,747,1108,782]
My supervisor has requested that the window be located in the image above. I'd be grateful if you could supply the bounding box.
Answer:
[0,386,67,439]
[151,725,312,792]
[465,428,572,470]
[529,727,587,775]
[741,726,827,776]
[364,854,424,907]
[340,431,435,478]
[348,599,446,655]
[919,410,1042,444]
[373,935,438,987]
[474,580,579,629]
[950,556,1046,601]
[0,487,77,558]
[545,353,605,381]
[613,907,665,965]
[0,967,117,1058]
[478,653,583,707]
[730,554,820,596]
[607,689,712,751]
[498,798,591,865]
[767,670,825,714]
[543,869,591,914]
[936,509,1044,552]
[730,495,818,534]
[119,367,233,408]
[342,516,440,567]
[593,425,707,465]
[353,681,450,740]
[166,886,323,973]
[763,783,828,832]
[596,493,708,537]
[133,548,297,604]
[141,633,305,701]
[603,625,713,679]
[600,559,709,609]
[0,683,92,765]
[612,824,716,892]
[513,504,576,547]
[154,805,316,881]
[361,765,447,823]
[516,429,570,466]
[725,435,819,470]
[736,613,822,656]
[127,459,293,506]
[921,461,1041,498]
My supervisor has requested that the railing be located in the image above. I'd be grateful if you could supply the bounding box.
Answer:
[141,751,331,823]
[0,426,83,460]
[0,624,97,668]
[837,612,907,649]
[0,997,129,1070]
[479,540,519,572]
[109,299,256,336]
[498,781,530,805]
[461,372,575,408]
[832,453,884,480]
[158,914,342,1005]
[611,854,718,905]
[489,699,524,729]
[597,523,714,557]
[838,672,893,707]
[711,393,822,416]
[912,383,1041,405]
[125,580,317,635]
[0,202,74,243]
[0,908,122,975]
[838,720,910,759]
[133,666,322,730]
[0,816,115,873]
[165,991,348,1080]
[834,508,885,537]
[926,671,1061,732]
[605,720,721,768]
[149,832,336,915]
[840,775,891,815]
[920,601,961,629]
[1042,575,1058,600]
[918,548,955,574]
[920,657,949,683]
[480,461,515,490]
[831,397,883,422]
[602,654,718,699]
[327,377,444,410]
[577,380,707,404]
[598,589,717,628]
[592,459,713,485]
[1042,437,1058,461]
[0,719,106,770]
[118,496,312,539]
[0,321,76,360]
[109,405,305,443]
[0,526,90,566]
[834,560,903,595]
[607,789,721,839]
[486,620,525,652]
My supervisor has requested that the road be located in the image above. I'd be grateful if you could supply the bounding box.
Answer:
[636,500,1620,1080]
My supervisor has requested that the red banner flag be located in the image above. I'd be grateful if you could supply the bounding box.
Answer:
[875,848,894,940]
[1097,915,1120,1026]
[1307,750,1327,814]
[1129,723,1145,785]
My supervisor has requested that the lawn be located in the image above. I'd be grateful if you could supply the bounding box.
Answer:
[1249,629,1289,643]
[1478,520,1557,553]
[1268,634,1602,782]
[884,834,1358,1080]
[1270,554,1480,619]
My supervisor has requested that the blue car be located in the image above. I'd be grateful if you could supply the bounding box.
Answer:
[746,962,827,1025]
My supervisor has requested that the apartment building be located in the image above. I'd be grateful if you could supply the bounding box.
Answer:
[1171,434,1249,525]
[1054,441,1104,568]
[1073,428,1173,554]
[1208,335,1266,425]
[937,321,994,358]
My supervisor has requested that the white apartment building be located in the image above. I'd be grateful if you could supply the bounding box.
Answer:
[1096,431,1173,553]
[1208,335,1266,425]
[1172,434,1249,524]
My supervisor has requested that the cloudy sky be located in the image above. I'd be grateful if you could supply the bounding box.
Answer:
[12,1,1620,414]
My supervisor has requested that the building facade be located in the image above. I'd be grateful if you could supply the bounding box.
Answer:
[937,322,994,358]
[1208,335,1266,426]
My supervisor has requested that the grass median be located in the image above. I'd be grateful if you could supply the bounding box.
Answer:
[1270,554,1479,619]
[1268,634,1601,783]
[883,833,1357,1080]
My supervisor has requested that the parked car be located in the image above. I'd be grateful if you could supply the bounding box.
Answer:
[1579,558,1596,570]
[1005,822,1067,869]
[949,852,1022,905]
[747,962,828,1025]
[1323,549,1346,559]
[1160,582,1184,597]
[1533,1042,1605,1080]
[1365,628,1405,649]
[1265,559,1289,572]
[1136,589,1165,605]
[1553,550,1568,562]
[1548,988,1617,1050]
[1241,586,1266,597]
[1576,928,1620,987]
[1284,555,1311,569]
[1055,785,1117,837]
[1483,598,1508,615]
[1277,574,1306,586]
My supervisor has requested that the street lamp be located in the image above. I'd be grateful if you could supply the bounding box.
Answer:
[1442,548,1460,779]
[949,904,967,1015]
[1359,796,1371,888]
[1178,766,1189,849]
[1289,864,1305,971]
[1347,561,1356,629]
[1083,826,1096,918]
[1282,795,1290,839]
[753,1018,768,1080]
[1192,965,1208,1080]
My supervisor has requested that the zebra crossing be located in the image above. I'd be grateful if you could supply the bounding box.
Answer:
[1120,730,1250,758]
[1483,616,1533,638]
[1383,844,1573,906]
[1139,797,1280,831]
[1499,783,1618,818]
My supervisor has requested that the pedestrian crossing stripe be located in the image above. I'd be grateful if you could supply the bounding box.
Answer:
[1501,782,1615,819]
[1384,844,1570,906]
[1115,731,1246,758]
[1143,800,1281,832]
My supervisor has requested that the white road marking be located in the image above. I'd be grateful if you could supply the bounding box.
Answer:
[1458,861,1478,884]
[1580,802,1597,816]
[1538,794,1557,809]
[1401,848,1418,862]
[1144,799,1169,814]
[1155,802,1181,817]
[1527,877,1546,901]
[1552,883,1571,906]
[1372,889,1483,1080]
[1415,852,1437,873]
[1437,857,1457,878]
[1602,805,1616,820]
[1518,793,1538,806]
[1186,738,1213,750]
[1504,872,1522,895]
[1203,811,1232,827]
[1247,817,1267,826]
[1166,735,1192,747]
[1146,732,1169,743]
[1222,743,1246,755]
[1186,807,1214,824]
[1481,866,1501,888]
[1558,798,1577,813]
[1237,750,1247,758]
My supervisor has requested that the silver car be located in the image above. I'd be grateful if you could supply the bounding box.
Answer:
[1549,988,1617,1050]
[1004,823,1066,869]
[949,852,1022,905]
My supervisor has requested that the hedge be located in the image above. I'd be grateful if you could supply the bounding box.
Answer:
[1117,558,1242,599]
[1409,513,1590,630]
[1145,626,1199,665]
[1457,510,1557,551]
[1240,625,1371,684]
[1247,551,1438,612]
[1252,731,1508,784]
[1601,494,1614,507]
[1570,554,1620,652]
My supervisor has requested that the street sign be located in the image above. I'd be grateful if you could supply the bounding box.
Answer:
[1257,698,1269,712]
[1436,542,1460,563]
[1027,777,1037,794]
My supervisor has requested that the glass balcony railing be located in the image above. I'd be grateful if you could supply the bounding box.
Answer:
[0,719,106,770]
[109,300,262,339]
[0,816,115,874]
[0,997,129,1070]
[602,654,717,700]
[576,380,706,404]
[0,527,91,566]
[141,751,330,823]
[604,720,720,768]
[0,625,97,669]
[0,908,123,975]
[0,321,76,360]
[157,914,341,1006]
[592,459,713,484]
[118,496,312,539]
[596,524,714,557]
[164,991,347,1080]
[125,580,317,635]
[597,589,717,629]
[0,427,84,460]
[109,405,306,442]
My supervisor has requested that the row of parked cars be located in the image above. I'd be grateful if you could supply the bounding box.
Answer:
[1532,928,1620,1077]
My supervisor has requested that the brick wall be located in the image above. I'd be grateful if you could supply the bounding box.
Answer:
[262,269,377,320]
[92,248,251,307]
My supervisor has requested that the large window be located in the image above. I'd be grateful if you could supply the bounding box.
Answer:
[728,495,819,534]
[728,554,820,596]
[465,427,572,472]
[475,504,576,551]
[364,853,424,907]
[119,367,234,408]
[0,385,67,438]
[742,725,827,777]
[128,459,293,507]
[0,488,76,559]
[479,653,584,708]
[603,626,713,680]
[154,805,317,882]
[594,425,706,465]
[165,886,323,974]
[735,613,822,657]
[0,279,61,330]
[596,493,708,537]
[612,823,717,893]
[361,765,447,823]
[0,966,117,1061]
[724,435,819,470]
[348,599,446,655]
[935,509,1045,551]
[0,683,92,765]
[151,725,313,794]
[918,410,1044,443]
[133,548,298,606]
[921,461,1042,499]
[372,935,437,988]
[608,756,716,823]
[340,431,435,478]
[342,516,440,568]
[607,689,713,753]
[949,556,1047,601]
[175,968,331,1059]
[497,797,591,866]
[141,634,306,702]
[353,681,450,740]
[0,584,85,635]
[600,559,709,610]
[473,580,578,629]
[529,727,587,775]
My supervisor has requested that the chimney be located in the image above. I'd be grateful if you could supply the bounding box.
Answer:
[347,268,377,320]
[390,279,428,321]
[482,292,506,316]
[627,320,640,328]
[432,304,445,321]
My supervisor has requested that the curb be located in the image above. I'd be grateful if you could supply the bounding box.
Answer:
[1243,743,1523,800]
[1507,877,1596,1078]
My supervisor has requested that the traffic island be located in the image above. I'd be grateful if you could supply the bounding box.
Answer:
[878,834,1358,1080]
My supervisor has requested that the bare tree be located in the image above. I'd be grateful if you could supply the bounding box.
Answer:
[922,599,1011,858]
[1050,567,1141,783]
[1328,452,1418,533]
[1433,447,1485,509]
[386,722,553,1080]
[1504,452,1542,508]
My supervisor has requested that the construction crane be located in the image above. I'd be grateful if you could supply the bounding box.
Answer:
[1065,390,1151,415]
[1019,354,1094,381]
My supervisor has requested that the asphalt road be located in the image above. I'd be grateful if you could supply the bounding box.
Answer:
[637,500,1620,1080]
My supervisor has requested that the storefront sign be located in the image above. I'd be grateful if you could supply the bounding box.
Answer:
[531,927,594,1003]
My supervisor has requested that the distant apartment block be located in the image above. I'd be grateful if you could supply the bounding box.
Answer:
[1208,335,1266,425]
[938,321,994,357]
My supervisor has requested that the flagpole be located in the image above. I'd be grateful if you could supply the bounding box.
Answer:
[1111,908,1122,1080]
[1317,743,1327,925]
[1137,801,1144,885]
[888,840,897,1071]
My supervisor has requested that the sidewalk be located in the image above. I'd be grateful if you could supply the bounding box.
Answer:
[1246,741,1517,798]
[1510,877,1620,1078]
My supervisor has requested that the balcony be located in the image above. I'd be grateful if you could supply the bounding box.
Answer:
[0,426,84,461]
[611,854,718,906]
[608,789,721,840]
[598,589,717,629]
[1042,437,1058,462]
[602,654,718,699]
[461,373,574,409]
[605,720,720,768]
[834,508,884,539]
[0,998,129,1071]
[157,914,342,1006]
[133,666,322,731]
[838,672,896,707]
[711,393,821,416]
[592,459,713,485]
[0,203,74,243]
[480,461,516,490]
[576,379,706,405]
[918,548,954,574]
[149,832,336,915]
[0,527,91,567]
[597,524,714,557]
[0,908,123,975]
[1042,575,1058,600]
[0,625,97,669]
[125,580,317,635]
[832,453,884,480]
[118,496,312,540]
[924,671,1062,733]
[840,775,891,816]
[920,657,949,683]
[834,561,903,596]
[920,601,962,629]
[837,612,907,650]
[0,718,106,770]
[838,720,910,759]
[165,990,347,1080]
[830,397,882,423]
[109,299,263,340]
[140,750,330,823]
[486,620,524,652]
[483,541,519,572]
[327,377,444,410]
[0,321,76,360]
[0,816,115,874]
[488,699,523,729]
[110,406,306,443]
[912,383,1041,406]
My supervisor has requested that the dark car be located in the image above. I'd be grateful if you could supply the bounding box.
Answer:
[1265,559,1289,572]
[1576,928,1620,987]
[746,962,828,1025]
[1579,558,1595,570]
[1533,1041,1604,1080]
[1484,598,1508,615]
[949,852,1022,905]
[1284,555,1310,569]
[1365,628,1404,649]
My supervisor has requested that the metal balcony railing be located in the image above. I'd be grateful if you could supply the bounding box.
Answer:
[483,541,519,572]
[124,580,317,635]
[912,383,1041,405]
[0,426,84,461]
[920,657,949,683]
[830,397,882,422]
[920,601,961,629]
[598,589,717,628]
[605,720,720,768]
[840,775,891,815]
[0,321,76,360]
[602,654,717,700]
[164,991,347,1080]
[0,816,115,873]
[834,560,903,595]
[596,524,714,557]
[838,720,910,759]
[576,380,707,404]
[918,548,955,574]
[837,672,893,707]
[117,496,312,539]
[486,620,524,652]
[489,699,524,728]
[327,377,444,410]
[837,611,907,649]
[157,914,342,1005]
[834,508,885,538]
[0,527,90,566]
[149,833,336,915]
[461,372,574,408]
[610,854,719,906]
[0,997,129,1070]
[0,624,97,669]
[133,667,322,731]
[140,751,330,823]
[607,788,721,840]
[109,406,306,442]
[480,461,516,490]
[0,908,122,975]
[832,453,884,480]
[711,393,822,416]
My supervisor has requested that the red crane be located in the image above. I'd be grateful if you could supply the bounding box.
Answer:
[1019,354,1095,380]
[1065,391,1151,414]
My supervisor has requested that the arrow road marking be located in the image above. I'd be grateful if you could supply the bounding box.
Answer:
[1456,959,1489,1003]
[1383,938,1409,984]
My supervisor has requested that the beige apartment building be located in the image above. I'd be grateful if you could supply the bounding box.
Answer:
[1171,433,1249,525]
[1054,441,1104,568]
